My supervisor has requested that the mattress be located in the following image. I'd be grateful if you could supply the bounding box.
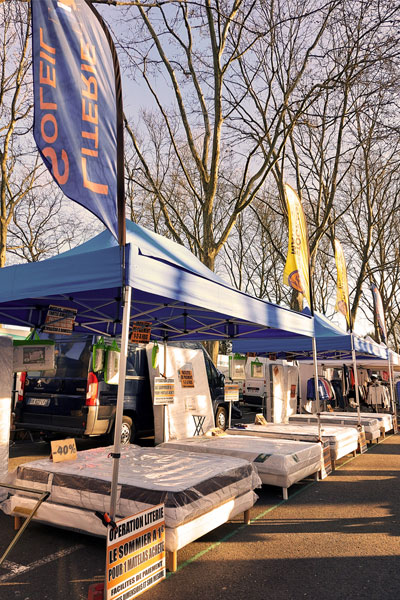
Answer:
[289,414,381,441]
[325,411,393,433]
[2,445,261,530]
[227,423,359,461]
[160,435,322,491]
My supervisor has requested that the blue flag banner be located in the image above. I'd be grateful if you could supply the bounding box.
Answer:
[370,283,387,343]
[31,0,125,244]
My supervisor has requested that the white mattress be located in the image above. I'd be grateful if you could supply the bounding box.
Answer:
[289,414,381,441]
[2,445,261,530]
[326,411,393,433]
[160,435,322,489]
[228,423,359,461]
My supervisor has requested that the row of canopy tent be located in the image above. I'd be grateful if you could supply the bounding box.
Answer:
[232,308,389,362]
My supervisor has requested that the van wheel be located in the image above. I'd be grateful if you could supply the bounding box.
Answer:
[120,416,135,445]
[215,406,228,430]
[108,416,136,446]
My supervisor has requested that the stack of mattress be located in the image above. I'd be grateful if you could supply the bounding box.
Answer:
[289,413,381,442]
[1,445,261,563]
[228,422,358,462]
[326,411,393,435]
[160,435,322,500]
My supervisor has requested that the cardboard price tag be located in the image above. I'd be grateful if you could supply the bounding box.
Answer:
[180,369,194,388]
[130,321,152,344]
[51,438,77,463]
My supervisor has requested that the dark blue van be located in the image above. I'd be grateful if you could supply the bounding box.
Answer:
[14,336,239,444]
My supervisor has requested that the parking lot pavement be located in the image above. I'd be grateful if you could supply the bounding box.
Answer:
[1,427,399,600]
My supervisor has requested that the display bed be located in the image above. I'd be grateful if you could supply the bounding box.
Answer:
[325,411,393,435]
[1,446,261,571]
[160,435,322,500]
[228,422,358,463]
[289,414,381,441]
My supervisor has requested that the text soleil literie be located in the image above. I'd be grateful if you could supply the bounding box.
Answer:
[38,23,108,195]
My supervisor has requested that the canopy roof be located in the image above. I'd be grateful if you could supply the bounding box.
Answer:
[232,309,388,360]
[0,221,313,341]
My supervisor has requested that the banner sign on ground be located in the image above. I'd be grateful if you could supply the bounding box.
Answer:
[334,238,350,326]
[370,283,387,343]
[31,0,125,243]
[283,184,311,307]
[106,505,166,600]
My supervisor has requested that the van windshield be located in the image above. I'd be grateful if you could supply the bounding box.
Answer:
[30,335,92,379]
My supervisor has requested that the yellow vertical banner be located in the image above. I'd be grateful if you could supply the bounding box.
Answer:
[334,239,350,326]
[283,184,311,307]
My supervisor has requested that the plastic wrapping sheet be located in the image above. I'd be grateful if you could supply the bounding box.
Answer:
[328,411,393,433]
[0,337,13,501]
[228,423,359,461]
[146,345,215,444]
[1,489,256,553]
[4,445,261,530]
[160,435,322,489]
[289,414,381,441]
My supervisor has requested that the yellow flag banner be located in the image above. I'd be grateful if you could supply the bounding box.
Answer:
[334,238,350,326]
[283,184,311,307]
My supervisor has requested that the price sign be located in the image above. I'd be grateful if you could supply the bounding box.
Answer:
[130,322,152,344]
[180,369,194,388]
[224,383,239,403]
[106,505,165,600]
[154,377,175,405]
[43,305,77,334]
[51,438,77,463]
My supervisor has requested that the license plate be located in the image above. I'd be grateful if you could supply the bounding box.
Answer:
[27,397,50,407]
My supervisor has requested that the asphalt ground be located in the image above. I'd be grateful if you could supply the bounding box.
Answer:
[1,424,399,599]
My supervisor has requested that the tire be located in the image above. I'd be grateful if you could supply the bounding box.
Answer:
[215,406,228,430]
[120,415,136,445]
[108,415,136,446]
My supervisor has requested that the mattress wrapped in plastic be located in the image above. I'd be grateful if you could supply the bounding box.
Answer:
[160,435,322,489]
[289,413,380,441]
[1,445,261,533]
[327,411,393,433]
[228,423,358,461]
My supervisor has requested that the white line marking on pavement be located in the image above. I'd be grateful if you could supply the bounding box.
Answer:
[0,544,84,582]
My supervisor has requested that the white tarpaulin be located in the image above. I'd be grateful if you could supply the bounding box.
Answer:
[146,345,215,444]
[0,336,13,500]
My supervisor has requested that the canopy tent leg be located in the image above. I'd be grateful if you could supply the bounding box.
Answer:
[109,284,132,520]
[351,335,362,426]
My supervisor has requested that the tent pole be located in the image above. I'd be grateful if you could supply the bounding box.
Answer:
[163,338,168,443]
[351,335,361,426]
[387,350,395,415]
[312,336,321,440]
[109,284,132,520]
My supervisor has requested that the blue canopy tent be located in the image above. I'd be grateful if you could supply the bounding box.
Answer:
[232,309,388,361]
[0,221,313,341]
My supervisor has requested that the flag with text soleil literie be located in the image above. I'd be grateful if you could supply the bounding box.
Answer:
[334,239,350,327]
[370,283,387,343]
[283,184,311,308]
[31,0,125,244]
